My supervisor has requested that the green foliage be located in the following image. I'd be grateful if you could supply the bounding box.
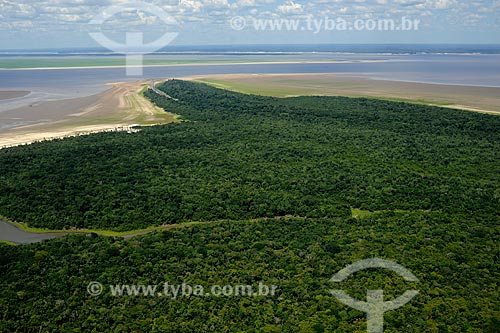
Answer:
[0,80,499,231]
[0,213,498,332]
[0,80,499,331]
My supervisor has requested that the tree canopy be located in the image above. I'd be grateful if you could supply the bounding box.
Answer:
[0,80,498,231]
[0,80,498,332]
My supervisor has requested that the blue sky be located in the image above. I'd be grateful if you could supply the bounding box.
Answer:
[0,0,499,50]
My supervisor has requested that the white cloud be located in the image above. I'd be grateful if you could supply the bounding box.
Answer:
[434,0,456,9]
[277,1,304,14]
[0,0,498,43]
[180,0,204,12]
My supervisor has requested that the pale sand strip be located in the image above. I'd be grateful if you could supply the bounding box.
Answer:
[0,125,141,149]
[0,60,387,71]
[186,73,500,115]
[0,91,30,100]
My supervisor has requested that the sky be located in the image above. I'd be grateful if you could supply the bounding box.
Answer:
[0,0,499,50]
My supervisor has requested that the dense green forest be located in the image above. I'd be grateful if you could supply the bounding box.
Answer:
[1,213,498,332]
[0,80,499,332]
[0,80,498,230]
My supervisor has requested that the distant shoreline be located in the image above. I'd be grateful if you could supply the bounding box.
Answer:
[0,80,178,149]
[187,73,500,115]
[0,59,388,71]
[0,91,30,100]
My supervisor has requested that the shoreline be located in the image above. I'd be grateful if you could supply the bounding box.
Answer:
[0,217,229,245]
[0,59,389,71]
[0,80,178,149]
[188,73,500,115]
[0,124,142,150]
[0,90,31,100]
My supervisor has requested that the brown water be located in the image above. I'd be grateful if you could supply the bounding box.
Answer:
[0,220,64,244]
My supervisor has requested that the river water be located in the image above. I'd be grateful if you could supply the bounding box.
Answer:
[0,220,62,244]
[1,54,500,114]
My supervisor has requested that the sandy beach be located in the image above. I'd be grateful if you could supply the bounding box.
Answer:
[188,73,500,115]
[0,81,177,148]
[0,91,30,100]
